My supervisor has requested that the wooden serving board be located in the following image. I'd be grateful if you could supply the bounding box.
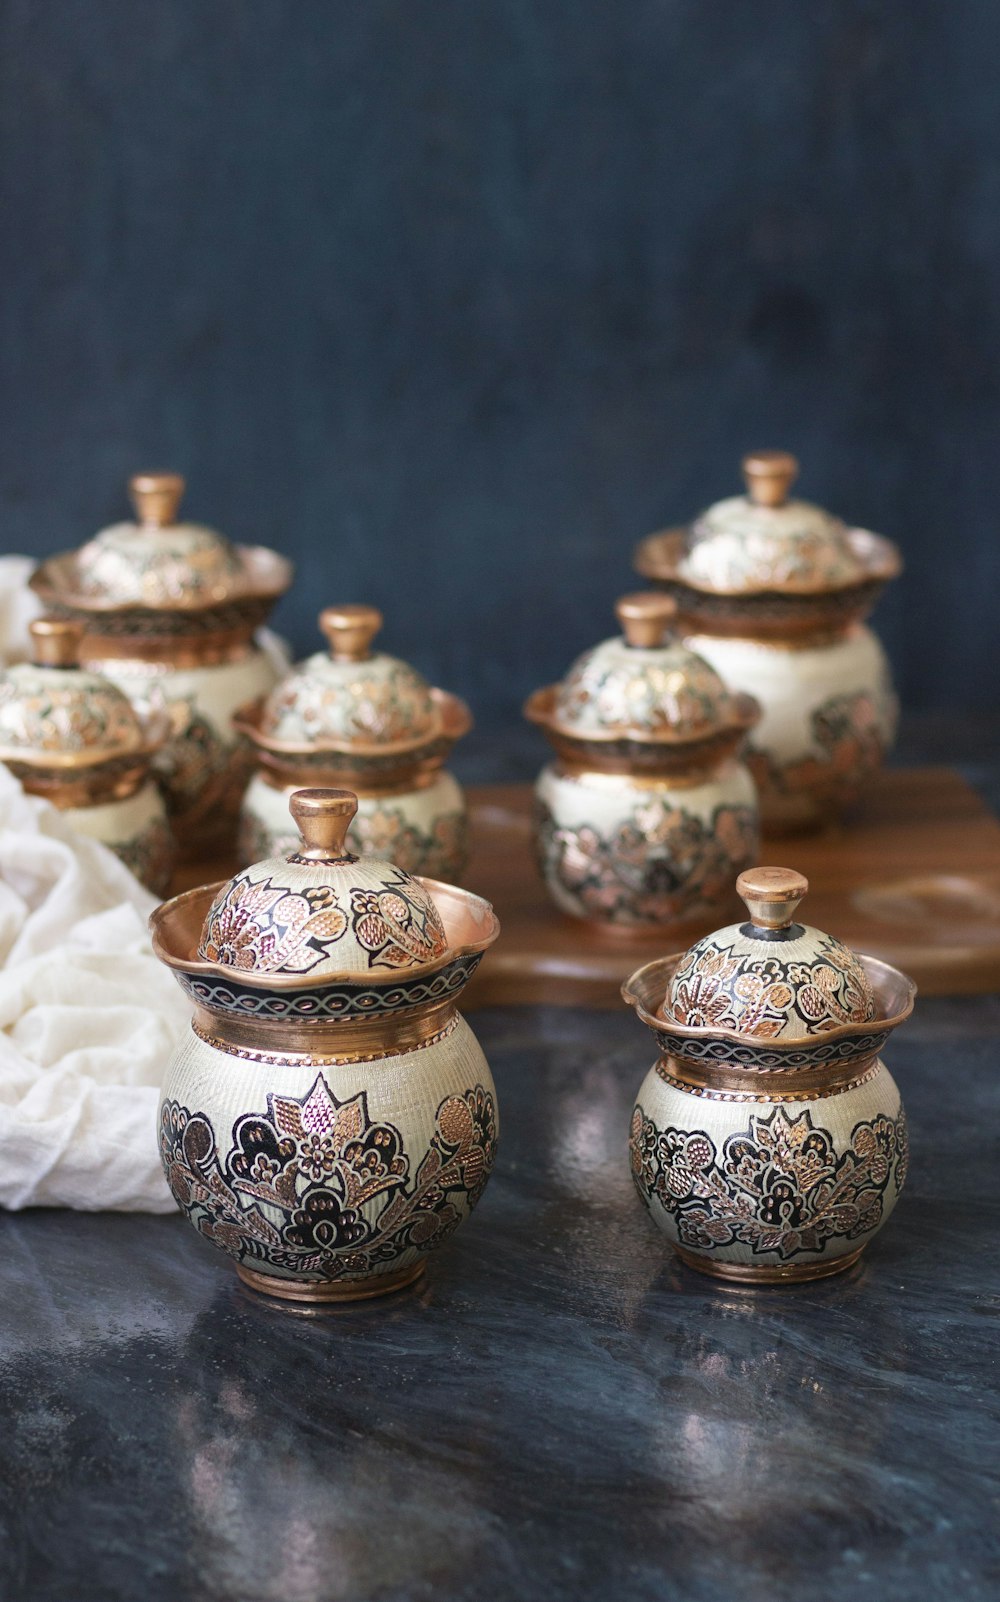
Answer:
[173,768,1000,1006]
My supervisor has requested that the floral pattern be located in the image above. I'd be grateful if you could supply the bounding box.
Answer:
[160,1075,497,1285]
[554,637,731,739]
[630,1102,907,1262]
[349,870,448,968]
[536,797,758,926]
[748,689,892,808]
[77,523,246,607]
[667,931,876,1038]
[681,494,864,594]
[261,655,437,745]
[199,875,349,974]
[0,667,143,757]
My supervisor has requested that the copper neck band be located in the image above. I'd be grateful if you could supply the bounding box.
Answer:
[192,998,459,1060]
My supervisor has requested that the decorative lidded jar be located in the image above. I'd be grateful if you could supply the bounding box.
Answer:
[0,618,174,893]
[634,451,901,832]
[623,866,914,1283]
[150,787,499,1302]
[235,605,472,881]
[30,472,293,856]
[523,593,760,928]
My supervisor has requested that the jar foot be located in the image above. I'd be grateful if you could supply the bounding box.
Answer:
[236,1259,427,1303]
[673,1243,864,1285]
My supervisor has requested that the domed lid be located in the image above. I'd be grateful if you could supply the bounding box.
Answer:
[549,593,741,742]
[74,472,249,607]
[679,451,868,595]
[665,866,878,1039]
[0,618,151,763]
[197,788,451,978]
[259,605,440,747]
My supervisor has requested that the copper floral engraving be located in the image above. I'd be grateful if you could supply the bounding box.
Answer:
[667,930,876,1037]
[536,798,757,925]
[160,1075,497,1283]
[630,1102,907,1261]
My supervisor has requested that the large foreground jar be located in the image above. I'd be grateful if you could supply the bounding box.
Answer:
[524,593,760,928]
[624,866,914,1283]
[31,472,292,857]
[150,787,499,1302]
[634,452,901,832]
[0,618,174,892]
[235,604,471,880]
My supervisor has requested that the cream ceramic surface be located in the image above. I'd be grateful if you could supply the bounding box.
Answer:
[0,659,147,761]
[240,768,468,882]
[688,625,897,831]
[554,633,736,740]
[535,760,758,926]
[98,642,281,825]
[630,1058,906,1275]
[159,1011,498,1293]
[77,520,246,608]
[65,778,174,895]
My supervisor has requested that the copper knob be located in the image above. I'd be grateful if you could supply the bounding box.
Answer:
[319,605,383,663]
[736,866,809,930]
[29,617,84,669]
[741,450,799,508]
[128,472,186,528]
[288,787,358,862]
[615,592,677,650]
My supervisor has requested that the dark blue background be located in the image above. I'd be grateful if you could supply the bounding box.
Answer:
[2,0,998,736]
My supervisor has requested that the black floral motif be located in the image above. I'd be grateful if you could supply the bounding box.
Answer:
[536,798,757,925]
[629,1102,907,1261]
[160,1074,497,1284]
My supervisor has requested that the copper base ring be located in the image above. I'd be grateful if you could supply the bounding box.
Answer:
[673,1243,864,1285]
[237,1259,427,1304]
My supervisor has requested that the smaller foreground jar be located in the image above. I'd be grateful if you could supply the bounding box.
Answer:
[623,866,915,1283]
[524,593,760,928]
[236,605,471,881]
[150,787,499,1303]
[0,618,174,893]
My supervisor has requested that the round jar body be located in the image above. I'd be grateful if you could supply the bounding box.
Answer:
[630,1056,907,1282]
[97,643,281,854]
[64,778,174,895]
[687,624,897,833]
[238,768,468,880]
[159,1010,498,1300]
[534,759,758,927]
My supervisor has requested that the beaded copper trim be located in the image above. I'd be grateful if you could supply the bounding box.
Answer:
[655,1058,881,1102]
[192,1009,459,1065]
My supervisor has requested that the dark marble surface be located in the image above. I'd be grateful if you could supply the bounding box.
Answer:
[0,996,998,1602]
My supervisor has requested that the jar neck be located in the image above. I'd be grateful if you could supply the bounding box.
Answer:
[191,997,459,1062]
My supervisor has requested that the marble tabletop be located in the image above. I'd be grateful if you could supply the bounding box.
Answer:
[0,993,997,1602]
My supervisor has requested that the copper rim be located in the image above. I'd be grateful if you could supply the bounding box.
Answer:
[237,1259,426,1303]
[672,1243,864,1284]
[150,874,499,991]
[191,999,459,1058]
[30,544,293,618]
[233,687,472,765]
[523,685,760,776]
[622,951,915,1061]
[633,525,902,599]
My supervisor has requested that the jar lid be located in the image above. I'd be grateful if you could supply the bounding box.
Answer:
[547,593,742,742]
[197,788,452,978]
[664,866,878,1038]
[259,606,441,747]
[32,473,292,619]
[678,451,869,595]
[0,618,155,765]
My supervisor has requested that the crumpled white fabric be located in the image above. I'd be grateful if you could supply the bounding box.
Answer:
[0,767,188,1211]
[0,555,42,664]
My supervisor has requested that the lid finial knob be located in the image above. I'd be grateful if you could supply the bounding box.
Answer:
[29,617,85,669]
[615,592,677,649]
[128,472,186,528]
[741,450,799,508]
[737,866,809,930]
[288,787,359,862]
[319,605,383,663]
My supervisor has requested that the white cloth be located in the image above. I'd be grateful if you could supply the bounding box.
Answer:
[0,768,188,1211]
[0,556,42,664]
